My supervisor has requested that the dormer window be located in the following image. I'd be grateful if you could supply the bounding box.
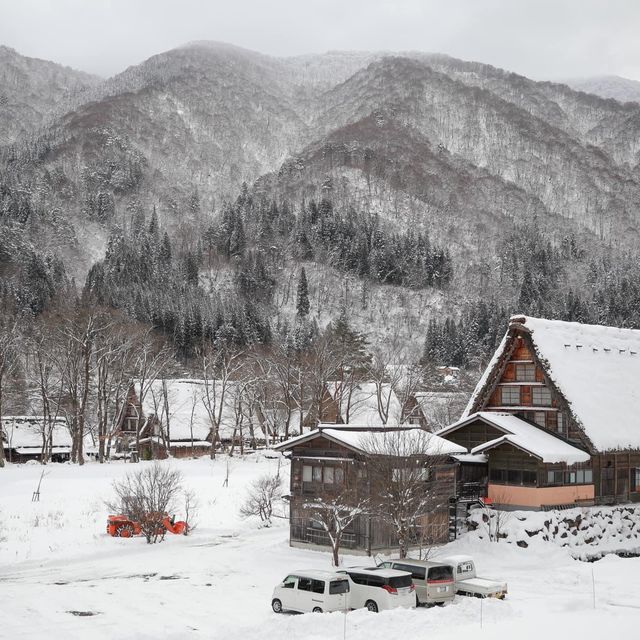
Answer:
[515,363,536,382]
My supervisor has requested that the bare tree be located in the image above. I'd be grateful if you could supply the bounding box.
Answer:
[367,336,413,426]
[182,487,199,535]
[361,429,449,559]
[198,342,246,459]
[248,344,300,443]
[240,473,283,526]
[303,333,342,428]
[95,313,139,463]
[106,463,184,543]
[304,491,369,566]
[52,306,113,465]
[25,321,66,464]
[0,318,20,468]
[131,329,173,461]
[480,491,512,543]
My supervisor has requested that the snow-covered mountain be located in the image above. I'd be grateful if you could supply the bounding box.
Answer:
[563,74,640,104]
[2,42,640,351]
[0,45,100,145]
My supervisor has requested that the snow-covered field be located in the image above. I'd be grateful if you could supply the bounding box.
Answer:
[1,456,639,639]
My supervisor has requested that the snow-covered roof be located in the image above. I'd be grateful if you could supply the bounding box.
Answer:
[414,391,470,431]
[274,426,466,457]
[452,452,488,464]
[326,382,406,427]
[136,379,244,441]
[1,416,71,449]
[289,570,349,580]
[439,412,590,464]
[465,316,640,451]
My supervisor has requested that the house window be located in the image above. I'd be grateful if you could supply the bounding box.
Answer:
[547,470,564,485]
[571,469,593,484]
[489,468,536,485]
[557,413,565,435]
[501,386,520,405]
[302,465,312,482]
[312,466,323,482]
[323,467,334,484]
[532,387,552,406]
[631,468,640,492]
[533,412,546,427]
[335,467,345,485]
[515,364,536,382]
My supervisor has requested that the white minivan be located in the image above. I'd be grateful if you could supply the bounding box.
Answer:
[337,567,416,612]
[271,570,350,613]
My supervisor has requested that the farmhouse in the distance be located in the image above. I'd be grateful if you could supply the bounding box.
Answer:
[114,379,270,459]
[0,416,72,463]
[437,315,640,509]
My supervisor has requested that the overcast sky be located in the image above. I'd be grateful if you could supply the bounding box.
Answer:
[1,0,639,81]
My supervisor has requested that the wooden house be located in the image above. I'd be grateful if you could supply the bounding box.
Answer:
[274,426,465,554]
[436,315,640,510]
[0,416,72,463]
[114,379,268,459]
[311,381,418,428]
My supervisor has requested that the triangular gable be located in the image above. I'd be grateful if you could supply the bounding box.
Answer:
[438,412,590,465]
[463,316,640,452]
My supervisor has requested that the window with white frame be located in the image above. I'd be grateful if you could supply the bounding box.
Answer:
[532,386,552,406]
[501,386,520,405]
[302,465,312,482]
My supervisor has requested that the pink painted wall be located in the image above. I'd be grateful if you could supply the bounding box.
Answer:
[488,483,595,508]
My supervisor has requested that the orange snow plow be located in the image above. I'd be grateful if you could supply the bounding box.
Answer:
[107,513,187,537]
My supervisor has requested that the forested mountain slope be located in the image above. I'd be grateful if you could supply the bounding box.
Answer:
[0,46,100,146]
[563,75,640,105]
[2,42,640,362]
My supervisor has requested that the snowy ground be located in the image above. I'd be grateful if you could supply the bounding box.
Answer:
[1,456,639,639]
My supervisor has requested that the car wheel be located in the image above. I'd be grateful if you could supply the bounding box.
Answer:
[365,600,378,613]
[416,594,421,607]
[272,599,283,613]
[312,607,323,613]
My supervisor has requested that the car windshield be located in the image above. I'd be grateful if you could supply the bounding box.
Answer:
[428,565,453,581]
[329,580,349,594]
[388,574,412,589]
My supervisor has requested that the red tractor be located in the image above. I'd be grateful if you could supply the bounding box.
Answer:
[107,513,187,538]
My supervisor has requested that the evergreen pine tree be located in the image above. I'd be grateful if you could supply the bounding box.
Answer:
[296,268,310,318]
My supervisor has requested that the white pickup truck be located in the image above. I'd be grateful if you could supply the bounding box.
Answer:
[437,555,507,599]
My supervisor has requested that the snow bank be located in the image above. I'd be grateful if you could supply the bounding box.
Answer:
[467,504,640,560]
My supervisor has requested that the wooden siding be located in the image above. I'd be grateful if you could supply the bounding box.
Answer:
[444,421,503,450]
[286,433,456,552]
